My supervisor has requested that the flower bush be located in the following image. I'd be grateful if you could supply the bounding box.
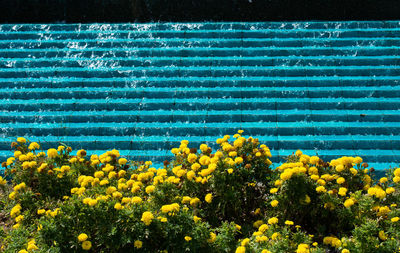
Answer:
[0,133,400,253]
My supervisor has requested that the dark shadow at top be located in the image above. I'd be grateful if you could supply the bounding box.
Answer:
[0,0,400,23]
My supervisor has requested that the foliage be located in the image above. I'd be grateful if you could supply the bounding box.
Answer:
[0,133,400,253]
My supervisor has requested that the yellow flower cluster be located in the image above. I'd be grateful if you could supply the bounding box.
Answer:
[161,203,180,214]
[17,239,39,252]
[323,236,342,248]
[141,211,154,225]
[4,135,400,253]
[296,243,310,253]
[0,176,7,185]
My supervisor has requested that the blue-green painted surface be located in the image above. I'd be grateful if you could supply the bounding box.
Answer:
[0,21,399,172]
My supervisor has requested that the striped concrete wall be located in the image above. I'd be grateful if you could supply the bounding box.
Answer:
[1,22,400,170]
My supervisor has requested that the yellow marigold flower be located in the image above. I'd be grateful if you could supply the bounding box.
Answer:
[112,191,122,199]
[200,144,208,153]
[235,246,246,253]
[181,196,191,204]
[377,206,390,216]
[18,154,27,162]
[190,197,200,206]
[145,185,155,194]
[134,240,143,249]
[261,250,271,253]
[141,211,154,226]
[280,171,293,181]
[69,157,77,163]
[309,156,319,165]
[233,138,244,148]
[184,236,192,242]
[28,142,40,150]
[131,197,142,204]
[227,169,233,174]
[269,188,278,194]
[199,156,211,166]
[295,150,302,156]
[391,217,399,223]
[118,170,126,178]
[94,171,104,178]
[235,224,241,230]
[78,233,88,242]
[118,158,127,165]
[187,153,198,164]
[37,209,45,215]
[296,244,309,253]
[17,137,26,143]
[347,168,356,176]
[393,167,400,177]
[353,156,363,164]
[100,179,109,186]
[234,157,243,164]
[367,187,377,196]
[228,151,237,157]
[82,241,92,250]
[18,250,28,253]
[14,151,22,159]
[191,163,201,171]
[341,249,350,253]
[47,148,58,158]
[171,148,179,155]
[108,171,117,179]
[336,177,345,184]
[335,165,345,173]
[77,149,87,157]
[338,187,348,196]
[344,198,355,208]
[270,200,279,207]
[161,205,172,213]
[114,203,123,210]
[274,179,282,186]
[323,236,337,247]
[9,191,16,200]
[184,170,194,180]
[88,199,98,206]
[193,215,201,223]
[303,195,311,204]
[207,232,216,243]
[268,217,278,225]
[285,220,294,226]
[375,189,387,199]
[386,187,395,194]
[240,238,250,246]
[27,244,38,251]
[393,176,400,183]
[15,215,24,223]
[271,232,280,240]
[378,230,387,241]
[0,176,6,185]
[205,193,213,203]
[258,224,269,233]
[316,186,326,193]
[379,177,388,184]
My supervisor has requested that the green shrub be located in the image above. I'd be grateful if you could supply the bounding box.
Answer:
[1,133,400,253]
